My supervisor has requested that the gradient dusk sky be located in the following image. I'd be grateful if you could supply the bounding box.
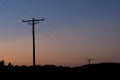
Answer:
[0,0,120,66]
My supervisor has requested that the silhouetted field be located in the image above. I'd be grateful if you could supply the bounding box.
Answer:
[0,62,120,80]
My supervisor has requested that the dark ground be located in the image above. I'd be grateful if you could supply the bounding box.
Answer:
[0,63,120,80]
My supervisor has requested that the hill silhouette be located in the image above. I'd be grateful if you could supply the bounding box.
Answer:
[0,61,120,80]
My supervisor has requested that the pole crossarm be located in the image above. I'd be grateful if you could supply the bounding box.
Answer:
[22,18,45,22]
[22,17,44,66]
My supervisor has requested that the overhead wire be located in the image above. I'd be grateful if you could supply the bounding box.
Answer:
[0,0,14,20]
[0,0,35,21]
[0,0,74,64]
[0,0,21,20]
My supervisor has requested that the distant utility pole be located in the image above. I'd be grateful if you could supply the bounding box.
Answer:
[22,17,45,66]
[86,59,93,65]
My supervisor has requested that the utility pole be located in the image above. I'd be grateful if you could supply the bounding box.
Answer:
[86,59,93,65]
[22,17,44,66]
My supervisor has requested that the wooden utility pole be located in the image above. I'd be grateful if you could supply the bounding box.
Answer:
[86,59,93,65]
[22,17,44,66]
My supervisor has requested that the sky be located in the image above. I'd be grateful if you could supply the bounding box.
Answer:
[0,0,120,67]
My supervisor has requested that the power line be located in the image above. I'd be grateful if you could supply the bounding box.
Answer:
[22,17,45,66]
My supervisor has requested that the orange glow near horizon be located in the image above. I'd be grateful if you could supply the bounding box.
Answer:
[0,26,120,67]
